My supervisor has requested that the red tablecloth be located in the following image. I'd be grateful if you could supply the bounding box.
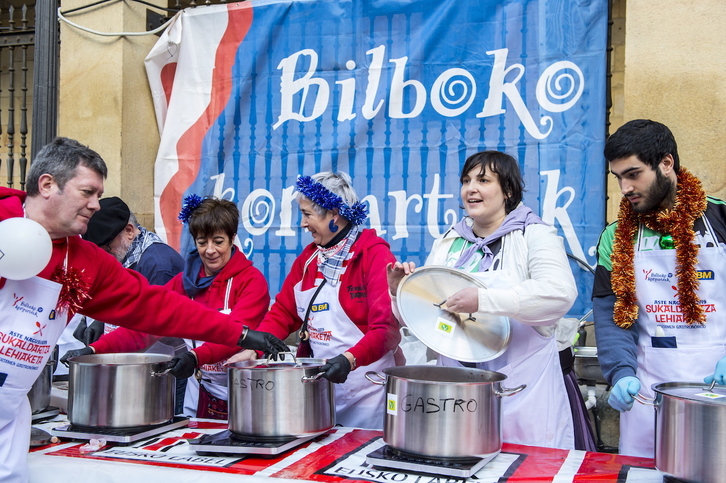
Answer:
[30,419,661,483]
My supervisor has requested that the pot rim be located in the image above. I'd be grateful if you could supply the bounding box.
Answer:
[228,357,327,370]
[68,353,172,367]
[652,381,726,406]
[380,365,507,385]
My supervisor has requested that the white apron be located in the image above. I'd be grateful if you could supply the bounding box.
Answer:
[439,268,575,449]
[619,221,726,457]
[182,278,234,416]
[294,266,395,430]
[0,276,65,483]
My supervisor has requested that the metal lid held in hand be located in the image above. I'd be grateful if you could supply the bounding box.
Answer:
[396,266,510,363]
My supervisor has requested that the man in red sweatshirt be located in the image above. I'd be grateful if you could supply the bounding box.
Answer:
[0,137,286,482]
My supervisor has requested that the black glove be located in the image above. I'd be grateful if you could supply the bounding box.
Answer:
[72,317,105,345]
[163,351,198,379]
[239,328,288,358]
[60,346,94,366]
[320,354,352,384]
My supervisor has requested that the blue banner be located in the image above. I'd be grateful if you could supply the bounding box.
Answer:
[147,0,608,317]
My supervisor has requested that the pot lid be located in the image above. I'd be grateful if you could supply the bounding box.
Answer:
[653,382,726,406]
[396,266,510,363]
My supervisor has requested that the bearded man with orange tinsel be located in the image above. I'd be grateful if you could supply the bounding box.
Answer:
[592,119,726,458]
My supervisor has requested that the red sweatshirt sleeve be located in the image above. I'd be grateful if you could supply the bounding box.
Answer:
[68,240,245,346]
[90,270,188,353]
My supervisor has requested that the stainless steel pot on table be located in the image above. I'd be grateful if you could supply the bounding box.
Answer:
[28,357,54,413]
[227,356,335,438]
[67,353,174,428]
[640,382,726,483]
[366,365,524,458]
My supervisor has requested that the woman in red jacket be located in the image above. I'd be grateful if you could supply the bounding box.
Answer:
[90,197,270,419]
[229,172,403,429]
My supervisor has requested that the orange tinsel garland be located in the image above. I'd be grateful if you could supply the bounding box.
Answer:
[611,168,707,328]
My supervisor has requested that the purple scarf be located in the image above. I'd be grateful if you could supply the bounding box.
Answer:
[452,205,546,272]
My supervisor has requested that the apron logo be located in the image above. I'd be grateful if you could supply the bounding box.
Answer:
[33,322,47,336]
[310,303,329,312]
[696,270,714,280]
[643,269,673,282]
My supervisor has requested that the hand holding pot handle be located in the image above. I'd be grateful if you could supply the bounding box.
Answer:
[608,376,641,412]
[704,355,726,386]
[320,353,352,383]
[60,346,94,366]
[163,351,198,379]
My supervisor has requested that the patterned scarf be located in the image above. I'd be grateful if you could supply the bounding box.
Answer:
[611,168,707,328]
[452,205,546,272]
[317,224,362,286]
[122,226,164,269]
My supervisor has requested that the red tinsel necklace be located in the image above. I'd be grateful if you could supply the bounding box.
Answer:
[611,168,707,329]
[49,238,91,315]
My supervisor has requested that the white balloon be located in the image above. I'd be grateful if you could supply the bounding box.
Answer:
[0,218,53,280]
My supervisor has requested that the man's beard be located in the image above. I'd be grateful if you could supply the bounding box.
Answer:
[632,168,674,213]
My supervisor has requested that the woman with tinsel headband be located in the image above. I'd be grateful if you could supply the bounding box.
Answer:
[229,172,404,429]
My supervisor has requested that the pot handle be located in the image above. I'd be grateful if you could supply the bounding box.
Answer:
[364,371,386,386]
[495,384,526,397]
[151,367,172,377]
[634,392,657,406]
[267,351,298,364]
[301,371,326,383]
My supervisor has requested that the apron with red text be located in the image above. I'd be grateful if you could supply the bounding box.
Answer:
[619,219,726,458]
[0,276,65,482]
[294,263,395,430]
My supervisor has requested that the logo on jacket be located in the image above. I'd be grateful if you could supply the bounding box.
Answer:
[347,285,366,300]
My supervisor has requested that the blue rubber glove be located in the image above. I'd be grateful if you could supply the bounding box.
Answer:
[608,376,641,412]
[704,356,726,386]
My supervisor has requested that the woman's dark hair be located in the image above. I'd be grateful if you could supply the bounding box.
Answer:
[604,119,680,173]
[188,198,239,241]
[460,150,523,213]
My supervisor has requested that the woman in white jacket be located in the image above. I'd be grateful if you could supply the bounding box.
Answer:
[388,150,579,450]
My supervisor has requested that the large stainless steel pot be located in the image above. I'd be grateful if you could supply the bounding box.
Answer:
[67,353,174,428]
[646,382,726,483]
[227,357,335,437]
[366,365,525,458]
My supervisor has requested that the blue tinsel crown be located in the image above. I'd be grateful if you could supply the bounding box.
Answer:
[178,194,204,224]
[295,176,368,225]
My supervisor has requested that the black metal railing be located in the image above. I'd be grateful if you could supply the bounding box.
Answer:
[0,2,34,190]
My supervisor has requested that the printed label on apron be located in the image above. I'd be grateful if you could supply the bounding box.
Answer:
[0,277,65,390]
